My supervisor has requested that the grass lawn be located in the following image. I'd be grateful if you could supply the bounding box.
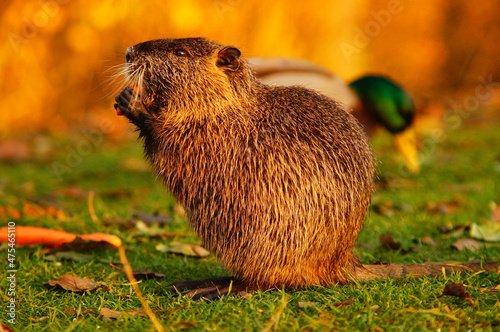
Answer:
[1,112,499,331]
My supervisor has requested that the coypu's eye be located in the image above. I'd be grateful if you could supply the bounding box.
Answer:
[174,48,189,57]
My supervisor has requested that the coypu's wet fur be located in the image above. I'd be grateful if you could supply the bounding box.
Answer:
[115,38,498,297]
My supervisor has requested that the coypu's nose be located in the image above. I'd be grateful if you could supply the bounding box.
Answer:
[125,46,134,63]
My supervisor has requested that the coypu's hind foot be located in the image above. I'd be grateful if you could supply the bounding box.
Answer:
[169,277,254,301]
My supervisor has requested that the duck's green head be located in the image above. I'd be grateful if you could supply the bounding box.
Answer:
[349,75,414,134]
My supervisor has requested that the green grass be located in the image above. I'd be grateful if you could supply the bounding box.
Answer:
[1,114,499,331]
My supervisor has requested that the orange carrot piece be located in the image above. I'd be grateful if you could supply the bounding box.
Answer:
[80,233,122,247]
[0,226,75,247]
[0,226,122,247]
[131,85,140,94]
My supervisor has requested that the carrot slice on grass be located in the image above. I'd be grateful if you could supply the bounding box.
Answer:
[79,233,122,247]
[0,226,121,247]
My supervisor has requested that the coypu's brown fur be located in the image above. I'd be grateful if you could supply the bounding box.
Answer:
[114,38,498,295]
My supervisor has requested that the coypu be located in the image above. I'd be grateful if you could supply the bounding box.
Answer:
[114,38,498,300]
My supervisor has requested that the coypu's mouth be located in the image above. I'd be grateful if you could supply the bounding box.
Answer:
[114,62,152,117]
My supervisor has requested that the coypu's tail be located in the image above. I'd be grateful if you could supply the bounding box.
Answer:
[357,261,499,282]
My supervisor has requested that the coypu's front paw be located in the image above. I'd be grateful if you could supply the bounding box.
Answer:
[114,86,135,118]
[114,87,151,131]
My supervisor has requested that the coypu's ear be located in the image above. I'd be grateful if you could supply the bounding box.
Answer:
[216,47,241,71]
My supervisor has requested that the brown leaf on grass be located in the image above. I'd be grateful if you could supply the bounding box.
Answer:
[490,202,500,222]
[0,139,30,161]
[45,275,104,292]
[0,205,21,219]
[54,186,88,199]
[101,188,133,198]
[426,199,461,215]
[438,222,470,238]
[437,282,472,300]
[133,269,166,280]
[100,307,136,319]
[421,236,439,246]
[31,316,49,322]
[134,221,172,237]
[0,203,66,221]
[451,238,483,252]
[333,297,354,307]
[64,308,98,316]
[157,242,210,257]
[22,202,67,220]
[372,201,396,216]
[379,232,402,250]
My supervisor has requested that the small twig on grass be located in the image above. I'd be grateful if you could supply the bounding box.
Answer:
[88,191,98,223]
[118,245,165,332]
[109,263,125,272]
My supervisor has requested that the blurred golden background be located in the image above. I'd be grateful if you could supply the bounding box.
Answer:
[1,0,499,138]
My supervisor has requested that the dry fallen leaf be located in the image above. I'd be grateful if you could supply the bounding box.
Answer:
[0,202,66,221]
[451,238,483,252]
[22,202,67,220]
[101,188,133,198]
[426,199,461,215]
[439,222,471,238]
[64,308,98,316]
[379,232,402,250]
[372,201,396,216]
[0,139,30,161]
[55,186,88,199]
[100,307,139,319]
[438,282,472,301]
[490,202,500,222]
[469,221,500,242]
[157,242,210,257]
[0,205,22,220]
[45,275,104,292]
[421,236,439,246]
[31,316,50,322]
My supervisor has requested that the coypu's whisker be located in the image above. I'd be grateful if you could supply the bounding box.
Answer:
[101,64,130,101]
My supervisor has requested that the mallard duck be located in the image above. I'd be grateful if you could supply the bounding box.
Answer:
[248,57,419,173]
